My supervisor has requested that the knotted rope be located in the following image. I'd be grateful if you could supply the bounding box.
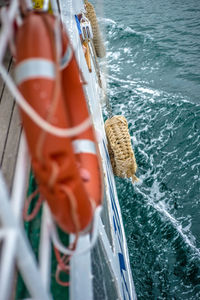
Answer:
[105,115,138,183]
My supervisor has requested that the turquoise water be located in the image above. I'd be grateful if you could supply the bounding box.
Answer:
[100,0,200,298]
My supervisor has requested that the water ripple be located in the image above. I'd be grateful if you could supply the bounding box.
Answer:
[102,0,200,297]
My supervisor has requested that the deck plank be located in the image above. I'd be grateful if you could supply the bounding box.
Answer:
[0,63,15,164]
[1,102,22,190]
[0,57,22,190]
[0,53,12,103]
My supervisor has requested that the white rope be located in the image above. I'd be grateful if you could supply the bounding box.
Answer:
[50,206,102,256]
[0,64,92,138]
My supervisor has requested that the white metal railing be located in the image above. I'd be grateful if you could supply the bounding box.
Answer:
[0,1,94,299]
[0,146,52,299]
[0,0,18,64]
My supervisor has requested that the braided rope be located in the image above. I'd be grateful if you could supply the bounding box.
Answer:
[105,116,139,183]
[84,0,106,58]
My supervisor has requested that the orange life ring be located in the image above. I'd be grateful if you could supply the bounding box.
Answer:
[15,11,102,234]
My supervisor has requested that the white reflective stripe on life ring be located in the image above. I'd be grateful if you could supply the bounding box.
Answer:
[15,59,56,85]
[72,139,97,155]
[60,45,73,70]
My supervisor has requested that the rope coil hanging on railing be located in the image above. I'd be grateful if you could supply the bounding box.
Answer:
[105,115,139,183]
[84,0,106,58]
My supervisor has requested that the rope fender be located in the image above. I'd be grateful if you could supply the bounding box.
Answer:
[105,115,139,183]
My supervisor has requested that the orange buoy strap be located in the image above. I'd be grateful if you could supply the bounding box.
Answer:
[15,59,56,85]
[50,206,102,256]
[72,139,97,155]
[60,45,73,70]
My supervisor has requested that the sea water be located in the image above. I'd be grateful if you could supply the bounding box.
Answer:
[97,0,200,298]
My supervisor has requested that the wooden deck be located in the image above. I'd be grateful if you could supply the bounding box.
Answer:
[0,52,22,192]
